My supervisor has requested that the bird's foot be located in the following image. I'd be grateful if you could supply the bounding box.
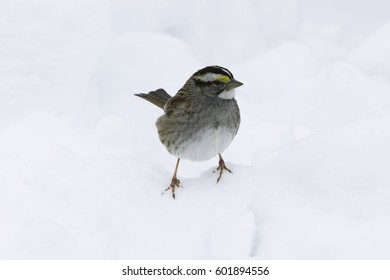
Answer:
[214,155,233,183]
[162,176,181,199]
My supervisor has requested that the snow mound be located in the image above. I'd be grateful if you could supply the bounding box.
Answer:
[349,21,390,78]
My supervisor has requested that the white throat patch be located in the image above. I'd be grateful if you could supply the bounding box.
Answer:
[218,89,235,99]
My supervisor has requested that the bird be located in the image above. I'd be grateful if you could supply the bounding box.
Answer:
[135,65,243,199]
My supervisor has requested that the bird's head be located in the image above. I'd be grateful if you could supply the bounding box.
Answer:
[191,66,243,99]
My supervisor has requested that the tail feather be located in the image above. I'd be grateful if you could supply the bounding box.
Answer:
[135,88,171,109]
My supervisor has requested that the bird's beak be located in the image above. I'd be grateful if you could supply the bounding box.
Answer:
[226,79,243,90]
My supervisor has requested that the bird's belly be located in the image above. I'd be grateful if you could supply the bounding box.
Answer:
[173,126,236,161]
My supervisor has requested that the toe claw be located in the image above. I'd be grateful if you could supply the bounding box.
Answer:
[215,154,233,183]
[162,177,181,199]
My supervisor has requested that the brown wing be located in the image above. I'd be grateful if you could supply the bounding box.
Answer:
[164,88,190,117]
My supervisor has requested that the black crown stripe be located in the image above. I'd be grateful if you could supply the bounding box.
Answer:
[193,66,234,79]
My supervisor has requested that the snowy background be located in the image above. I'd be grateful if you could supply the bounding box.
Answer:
[1,0,390,259]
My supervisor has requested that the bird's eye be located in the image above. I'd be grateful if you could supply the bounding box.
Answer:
[212,80,223,86]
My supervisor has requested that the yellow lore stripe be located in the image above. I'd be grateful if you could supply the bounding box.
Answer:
[217,75,231,82]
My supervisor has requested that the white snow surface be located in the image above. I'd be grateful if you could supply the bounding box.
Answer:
[1,0,390,259]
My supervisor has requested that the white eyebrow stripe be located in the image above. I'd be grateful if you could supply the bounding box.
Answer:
[196,73,226,82]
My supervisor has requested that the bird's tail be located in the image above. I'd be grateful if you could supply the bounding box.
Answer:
[134,88,171,110]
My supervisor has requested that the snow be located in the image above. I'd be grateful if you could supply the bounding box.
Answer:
[1,0,390,259]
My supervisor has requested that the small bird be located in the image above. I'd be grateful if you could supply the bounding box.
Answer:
[135,66,243,198]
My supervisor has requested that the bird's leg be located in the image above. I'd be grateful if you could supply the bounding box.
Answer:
[215,153,233,183]
[162,158,181,199]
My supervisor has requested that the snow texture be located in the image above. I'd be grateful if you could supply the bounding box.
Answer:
[1,0,390,259]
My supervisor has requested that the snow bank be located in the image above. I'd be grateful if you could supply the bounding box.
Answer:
[252,107,390,258]
[349,21,390,79]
